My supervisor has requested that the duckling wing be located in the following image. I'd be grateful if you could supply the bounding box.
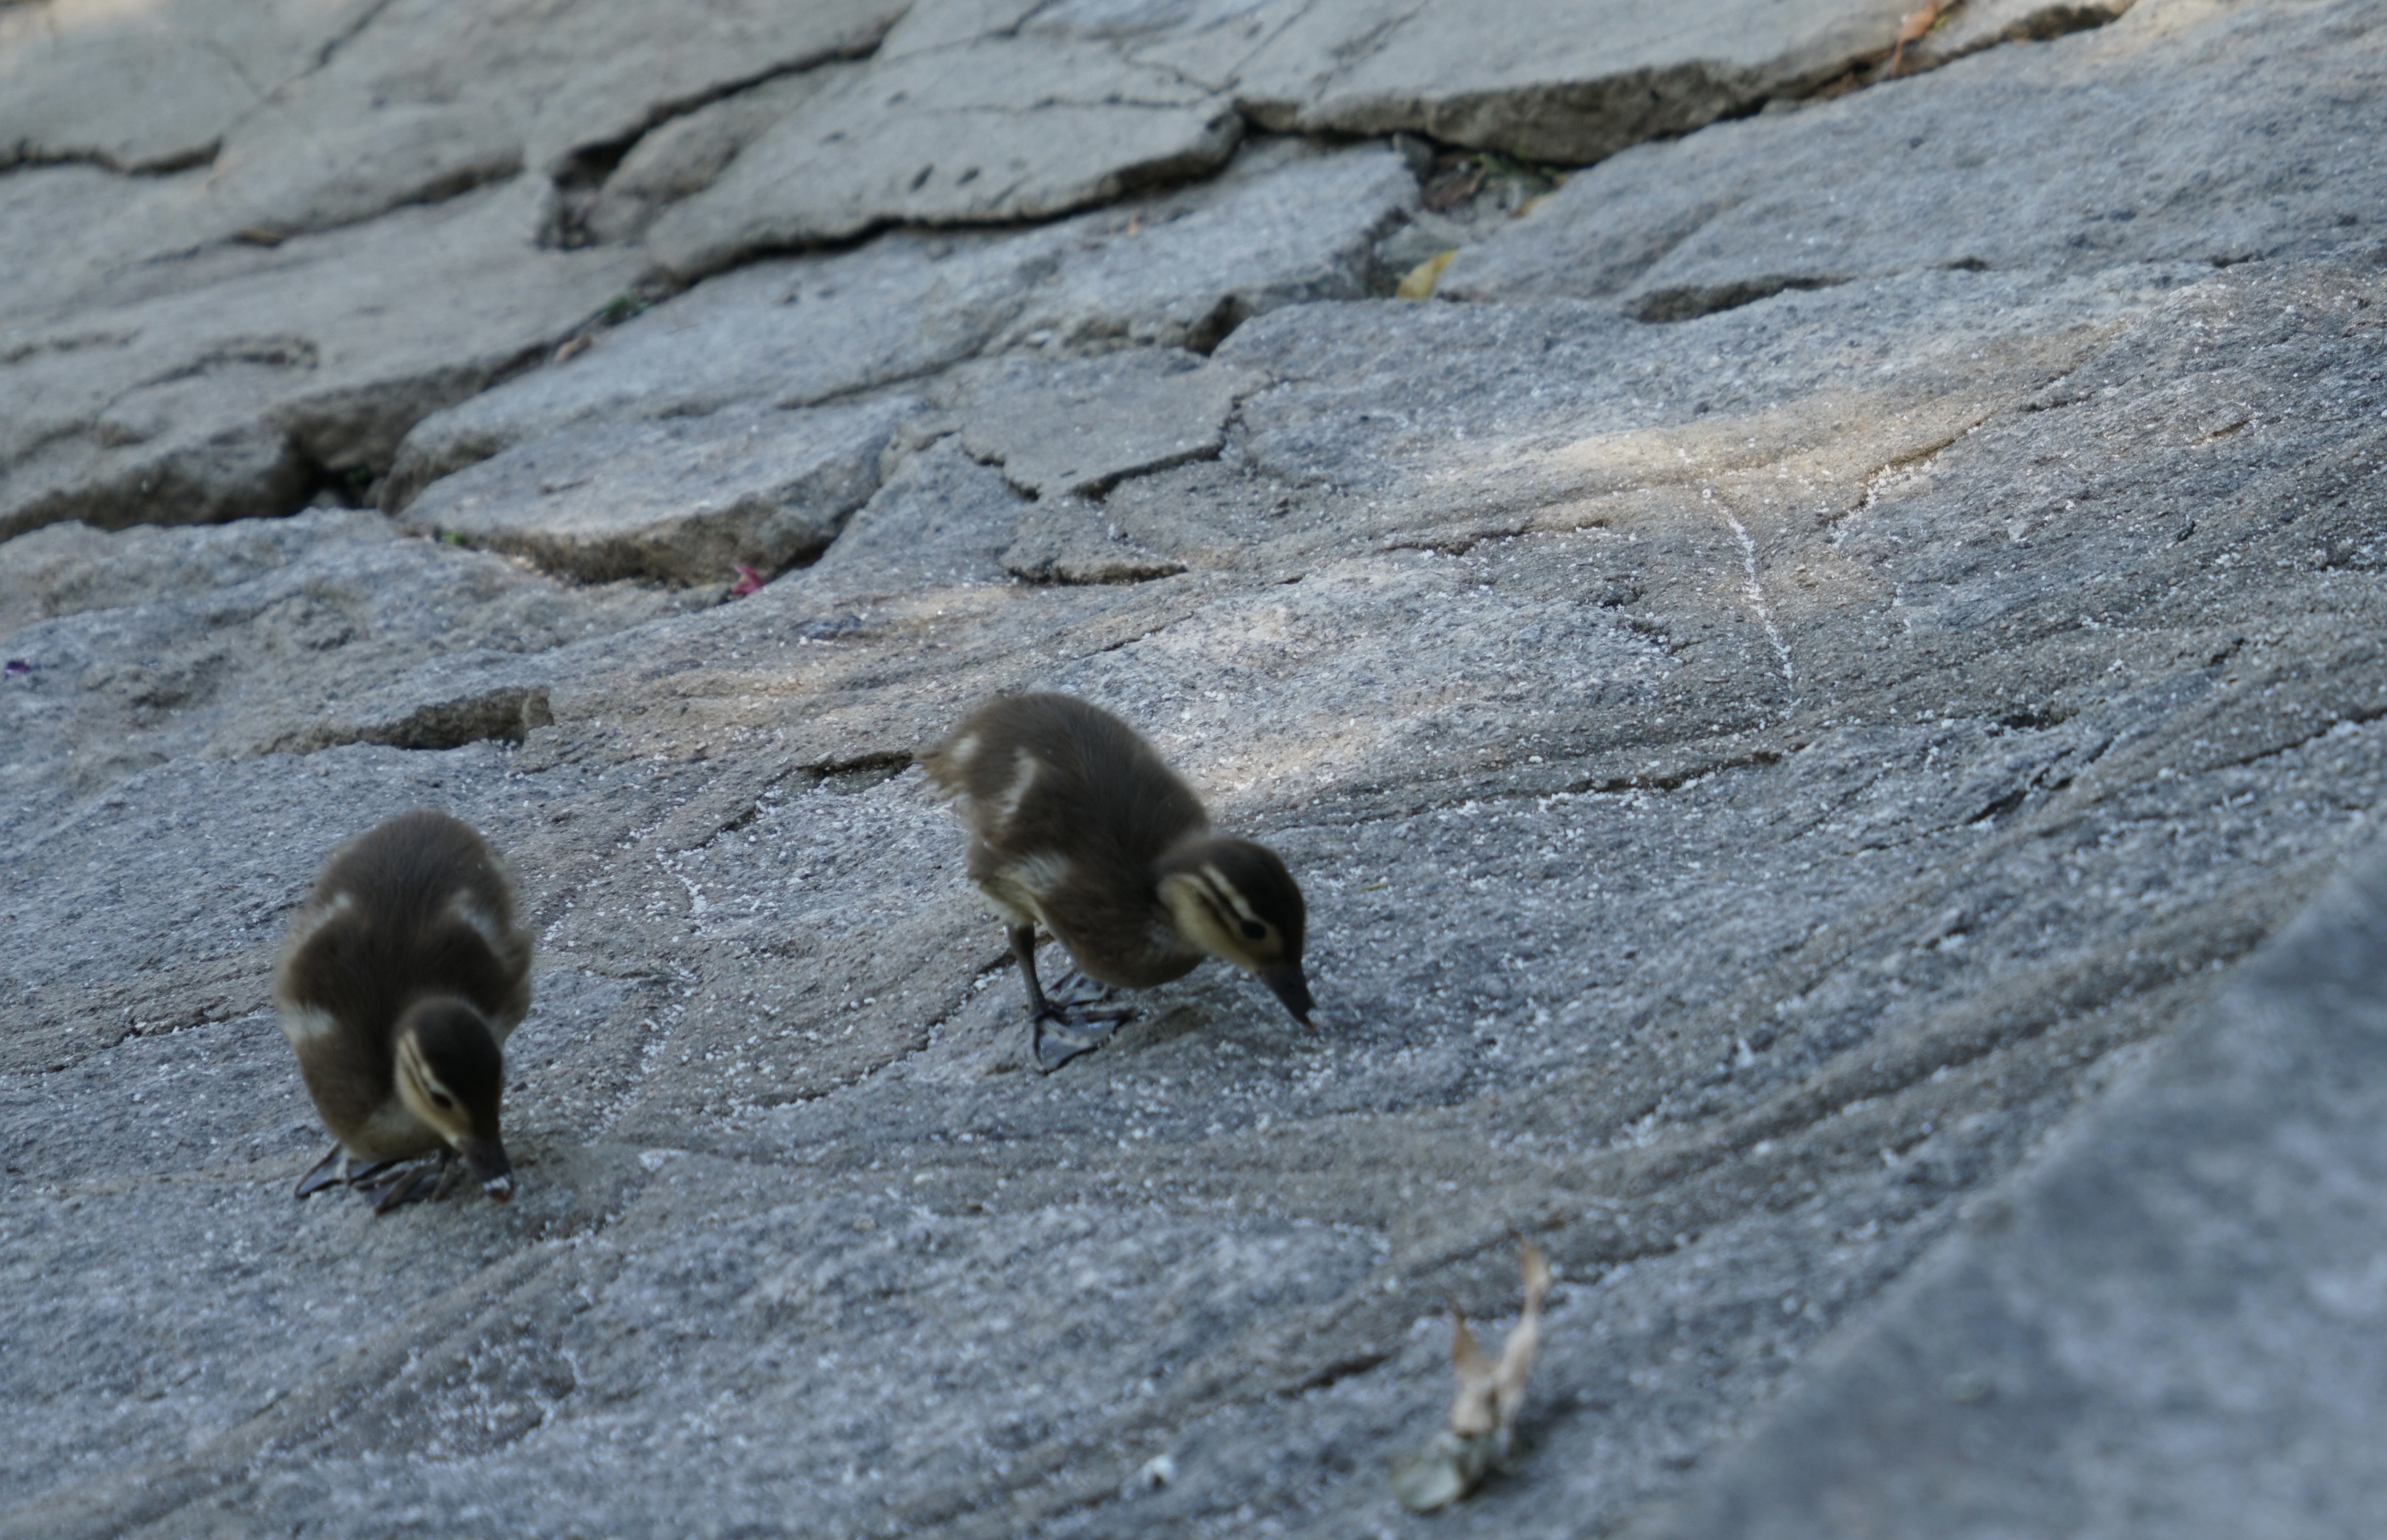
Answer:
[927,693,1208,865]
[930,696,1213,987]
[279,811,533,1042]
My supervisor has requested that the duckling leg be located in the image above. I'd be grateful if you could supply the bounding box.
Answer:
[295,1144,347,1198]
[1011,926,1133,1072]
[357,1159,444,1213]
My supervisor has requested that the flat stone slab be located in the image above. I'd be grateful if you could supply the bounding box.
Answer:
[1444,0,2386,309]
[648,35,1241,277]
[953,349,1257,500]
[0,0,910,248]
[0,178,642,543]
[1229,0,1910,161]
[386,142,1412,510]
[1000,498,1190,585]
[397,396,916,585]
[0,509,701,828]
[0,0,384,173]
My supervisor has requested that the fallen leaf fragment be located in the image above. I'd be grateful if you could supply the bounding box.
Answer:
[728,563,766,597]
[1891,0,1950,74]
[1390,1240,1551,1512]
[1397,250,1459,301]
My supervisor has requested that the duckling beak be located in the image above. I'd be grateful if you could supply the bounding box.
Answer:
[461,1139,514,1203]
[1261,962,1315,1026]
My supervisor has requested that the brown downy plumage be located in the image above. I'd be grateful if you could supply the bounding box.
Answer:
[274,809,532,1211]
[922,692,1313,1071]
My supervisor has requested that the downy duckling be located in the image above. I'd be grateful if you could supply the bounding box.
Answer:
[923,692,1313,1071]
[275,810,532,1212]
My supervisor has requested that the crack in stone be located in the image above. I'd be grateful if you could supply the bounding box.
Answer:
[311,0,406,73]
[1720,505,1796,709]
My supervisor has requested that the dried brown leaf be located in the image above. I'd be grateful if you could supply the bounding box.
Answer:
[1395,1239,1554,1511]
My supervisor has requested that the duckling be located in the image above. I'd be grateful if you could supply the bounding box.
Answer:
[922,692,1313,1071]
[274,810,532,1212]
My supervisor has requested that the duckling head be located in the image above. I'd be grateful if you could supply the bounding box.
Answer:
[1156,836,1313,1024]
[394,997,514,1201]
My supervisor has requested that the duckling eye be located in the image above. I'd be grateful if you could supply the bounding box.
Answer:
[1240,920,1267,940]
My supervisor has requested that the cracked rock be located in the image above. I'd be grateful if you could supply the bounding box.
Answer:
[648,36,1242,277]
[0,179,642,543]
[954,349,1256,500]
[1442,0,2387,306]
[10,1,2387,1536]
[384,140,1412,510]
[397,395,917,585]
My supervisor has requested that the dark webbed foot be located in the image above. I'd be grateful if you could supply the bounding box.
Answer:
[294,1144,347,1199]
[1030,1014,1119,1072]
[295,1143,457,1211]
[1010,926,1134,1072]
[359,1156,449,1213]
[1030,971,1136,1071]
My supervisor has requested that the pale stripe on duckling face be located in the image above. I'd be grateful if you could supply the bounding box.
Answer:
[1159,871,1244,960]
[1201,865,1267,930]
[394,1032,466,1142]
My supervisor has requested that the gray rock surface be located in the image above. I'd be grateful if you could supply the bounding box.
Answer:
[382,139,1414,508]
[1230,0,1909,158]
[1,0,908,247]
[1633,829,2387,1539]
[953,349,1258,500]
[396,395,917,585]
[0,179,643,542]
[646,36,1242,277]
[6,0,2387,1534]
[1444,0,2387,312]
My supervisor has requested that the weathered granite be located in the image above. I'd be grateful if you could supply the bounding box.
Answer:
[0,179,644,543]
[1634,828,2387,1539]
[563,67,863,249]
[1228,0,1911,160]
[0,0,385,173]
[5,0,2387,1535]
[647,36,1242,277]
[396,395,918,585]
[0,0,909,249]
[0,508,702,826]
[952,349,1258,500]
[384,140,1413,510]
[1444,0,2387,312]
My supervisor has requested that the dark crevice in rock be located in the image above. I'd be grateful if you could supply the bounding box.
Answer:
[1629,274,1851,324]
[1994,705,2074,732]
[545,137,639,248]
[0,142,222,178]
[542,43,897,252]
[204,157,530,250]
[1285,1348,1397,1395]
[0,426,316,545]
[310,0,406,73]
[327,687,556,753]
[1182,293,1254,355]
